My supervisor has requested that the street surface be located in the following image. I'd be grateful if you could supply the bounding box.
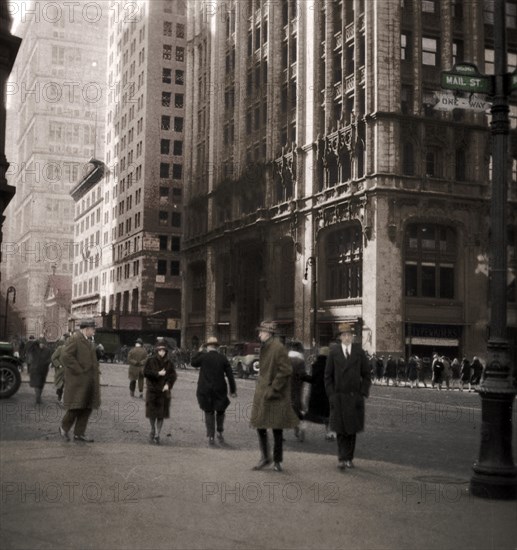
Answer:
[1,363,516,549]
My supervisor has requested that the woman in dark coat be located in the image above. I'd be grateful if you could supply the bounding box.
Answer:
[143,342,177,444]
[304,347,333,439]
[407,355,418,388]
[29,339,53,404]
[459,357,472,391]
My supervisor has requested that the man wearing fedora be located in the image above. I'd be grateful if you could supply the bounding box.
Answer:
[127,337,148,398]
[325,322,371,469]
[191,336,237,445]
[250,321,299,472]
[58,319,101,443]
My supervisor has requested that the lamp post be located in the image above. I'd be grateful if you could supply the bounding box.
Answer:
[3,285,16,339]
[469,0,517,500]
[303,256,317,348]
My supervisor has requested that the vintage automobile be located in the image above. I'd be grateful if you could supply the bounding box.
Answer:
[230,342,261,379]
[0,341,22,399]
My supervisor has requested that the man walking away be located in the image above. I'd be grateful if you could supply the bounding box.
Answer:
[191,336,237,445]
[127,338,148,398]
[58,320,101,443]
[325,322,371,470]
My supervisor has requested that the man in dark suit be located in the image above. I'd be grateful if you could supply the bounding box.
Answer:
[325,322,371,470]
[191,336,237,445]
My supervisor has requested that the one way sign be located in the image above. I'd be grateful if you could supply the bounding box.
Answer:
[432,91,491,112]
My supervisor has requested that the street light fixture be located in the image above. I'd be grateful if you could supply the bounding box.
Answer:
[469,0,517,500]
[303,256,318,348]
[3,286,16,340]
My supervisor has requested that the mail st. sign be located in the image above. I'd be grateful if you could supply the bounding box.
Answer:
[441,63,493,95]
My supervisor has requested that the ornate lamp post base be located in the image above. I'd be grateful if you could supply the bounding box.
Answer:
[470,339,517,500]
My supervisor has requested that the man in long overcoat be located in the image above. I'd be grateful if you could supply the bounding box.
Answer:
[127,337,148,398]
[325,322,371,469]
[191,336,237,445]
[29,338,53,404]
[250,320,299,472]
[58,319,101,442]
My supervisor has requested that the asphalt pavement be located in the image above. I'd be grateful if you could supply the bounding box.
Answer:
[0,363,516,550]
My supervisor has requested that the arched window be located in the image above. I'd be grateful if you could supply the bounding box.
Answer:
[325,224,363,299]
[404,223,457,299]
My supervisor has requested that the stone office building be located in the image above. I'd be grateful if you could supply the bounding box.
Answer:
[182,0,517,361]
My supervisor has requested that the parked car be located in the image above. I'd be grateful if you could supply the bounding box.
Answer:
[0,341,22,399]
[230,342,261,379]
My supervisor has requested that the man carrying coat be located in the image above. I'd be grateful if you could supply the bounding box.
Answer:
[58,319,101,443]
[325,322,371,470]
[250,321,299,472]
[191,336,237,445]
[127,337,148,398]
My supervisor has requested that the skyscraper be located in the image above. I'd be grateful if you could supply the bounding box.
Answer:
[182,0,517,361]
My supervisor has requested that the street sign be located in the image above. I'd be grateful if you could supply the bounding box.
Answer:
[433,91,491,112]
[441,62,493,95]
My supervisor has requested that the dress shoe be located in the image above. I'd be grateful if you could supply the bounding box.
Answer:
[130,391,135,397]
[338,461,346,470]
[208,436,215,446]
[74,435,94,442]
[344,460,354,468]
[149,433,155,443]
[139,393,143,399]
[58,426,70,442]
[273,462,283,472]
[252,457,272,470]
[216,432,224,442]
[154,436,160,445]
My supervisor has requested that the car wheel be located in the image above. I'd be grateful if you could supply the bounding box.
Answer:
[0,362,22,399]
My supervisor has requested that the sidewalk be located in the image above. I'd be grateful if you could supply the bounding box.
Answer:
[1,436,515,550]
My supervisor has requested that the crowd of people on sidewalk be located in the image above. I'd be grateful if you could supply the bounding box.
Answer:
[368,352,485,391]
[11,319,486,472]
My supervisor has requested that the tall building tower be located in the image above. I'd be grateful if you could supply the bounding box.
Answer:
[99,0,186,341]
[3,0,107,338]
[183,0,517,362]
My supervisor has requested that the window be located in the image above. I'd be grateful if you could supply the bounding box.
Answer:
[171,212,182,227]
[161,139,170,155]
[176,23,185,38]
[401,33,410,61]
[163,45,172,60]
[175,94,184,108]
[160,186,169,199]
[170,261,180,276]
[404,224,457,299]
[426,147,442,177]
[163,68,172,83]
[171,236,181,252]
[162,115,171,130]
[422,37,438,66]
[175,70,184,85]
[162,92,171,107]
[452,41,463,66]
[401,86,413,114]
[455,148,466,181]
[325,225,363,300]
[159,211,168,225]
[160,163,169,178]
[485,48,494,75]
[422,0,436,13]
[176,47,185,62]
[163,22,172,36]
[174,117,183,132]
[172,164,182,179]
[157,260,167,275]
[159,236,168,250]
[173,140,183,156]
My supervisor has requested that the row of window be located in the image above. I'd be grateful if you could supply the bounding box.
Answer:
[160,163,183,180]
[157,260,180,277]
[163,45,185,62]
